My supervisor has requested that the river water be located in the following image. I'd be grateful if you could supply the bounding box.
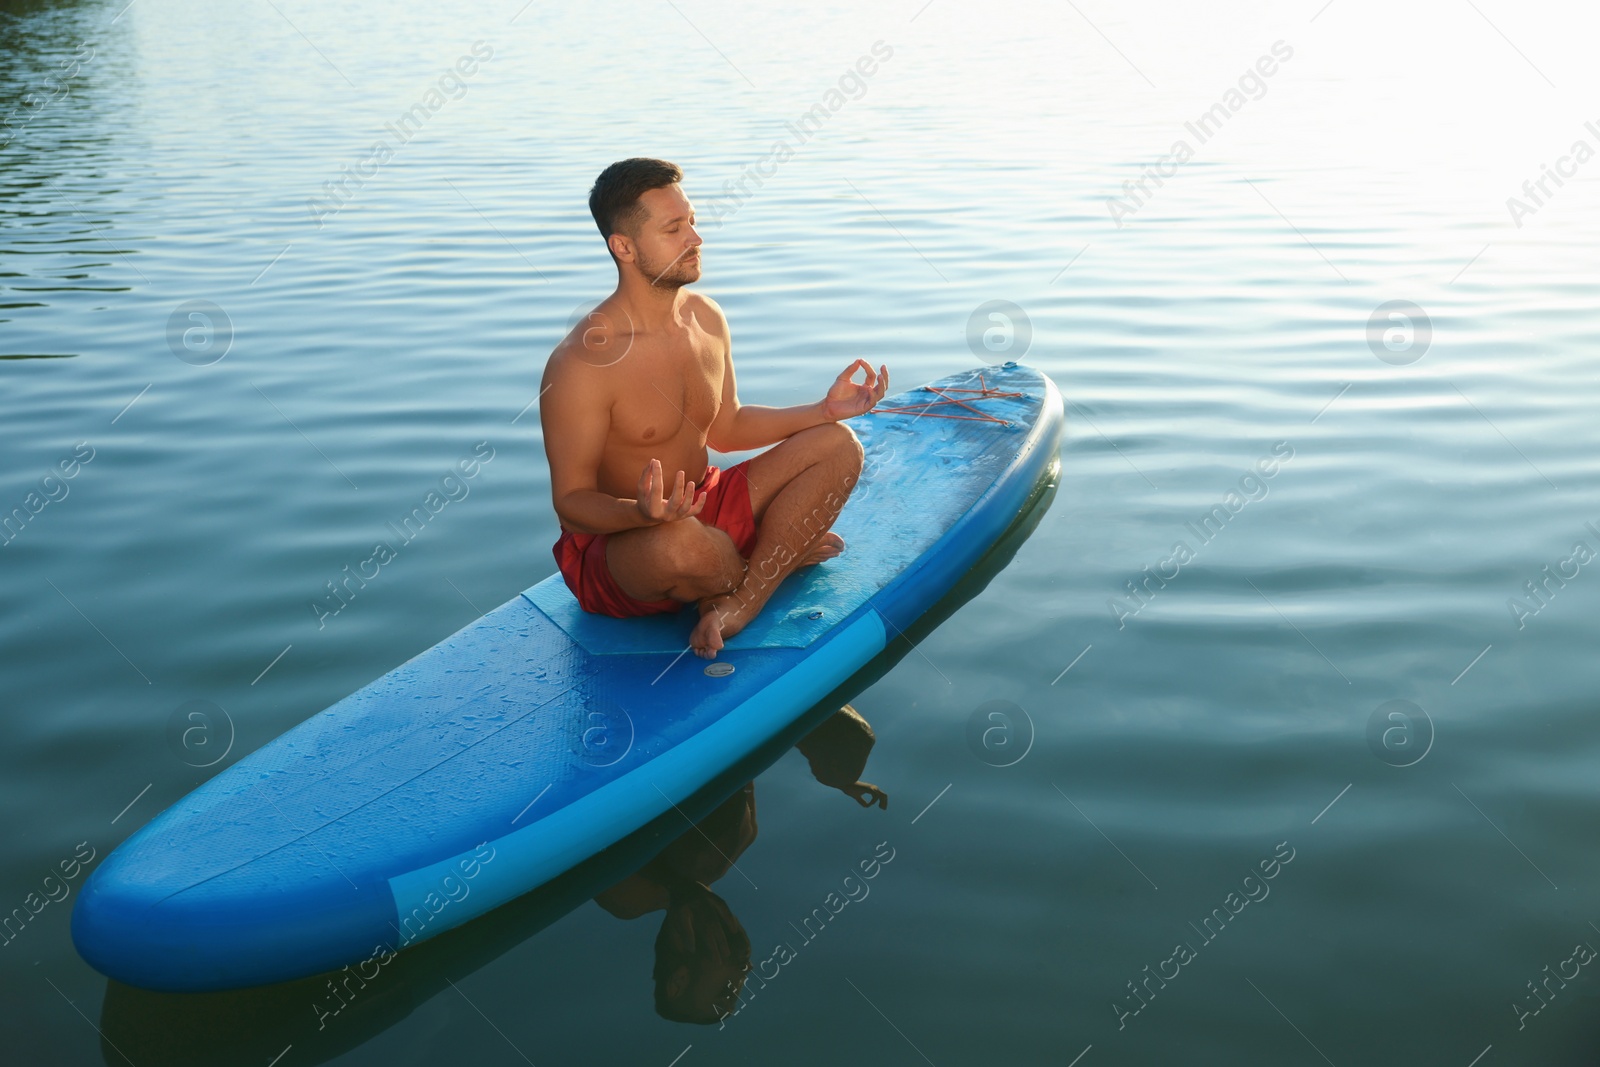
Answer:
[4,0,1600,1063]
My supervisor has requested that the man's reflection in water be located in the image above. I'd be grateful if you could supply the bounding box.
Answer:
[795,703,888,810]
[593,703,887,1024]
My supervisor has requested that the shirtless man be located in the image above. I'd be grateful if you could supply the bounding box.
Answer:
[541,157,887,658]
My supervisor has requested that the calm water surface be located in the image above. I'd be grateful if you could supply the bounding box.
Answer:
[5,0,1600,1063]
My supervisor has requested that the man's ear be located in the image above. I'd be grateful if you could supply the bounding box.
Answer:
[663,964,690,1001]
[608,231,635,264]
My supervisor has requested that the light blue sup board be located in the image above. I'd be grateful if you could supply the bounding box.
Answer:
[72,362,1063,992]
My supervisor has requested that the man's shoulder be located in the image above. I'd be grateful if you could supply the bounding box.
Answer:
[683,290,729,335]
[546,302,635,379]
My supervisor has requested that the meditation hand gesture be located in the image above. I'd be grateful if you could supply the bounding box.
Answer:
[842,780,889,809]
[822,359,889,421]
[635,458,706,524]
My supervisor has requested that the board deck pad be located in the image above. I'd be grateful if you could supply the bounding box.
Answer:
[72,362,1063,991]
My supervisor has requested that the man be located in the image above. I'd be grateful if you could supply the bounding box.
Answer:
[541,158,887,659]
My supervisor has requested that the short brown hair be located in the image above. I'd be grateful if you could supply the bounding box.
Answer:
[589,158,682,246]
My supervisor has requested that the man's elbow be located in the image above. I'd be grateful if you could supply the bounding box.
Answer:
[551,492,593,535]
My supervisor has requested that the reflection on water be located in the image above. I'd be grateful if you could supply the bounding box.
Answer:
[596,704,887,1026]
[796,703,889,810]
[1,0,137,357]
[603,782,757,1026]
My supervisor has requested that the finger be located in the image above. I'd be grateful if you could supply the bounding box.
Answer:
[686,488,708,517]
[666,470,685,512]
[638,465,659,517]
[656,464,674,514]
[675,480,698,517]
[837,358,866,384]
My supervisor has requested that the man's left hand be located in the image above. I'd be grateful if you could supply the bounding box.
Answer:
[822,359,889,421]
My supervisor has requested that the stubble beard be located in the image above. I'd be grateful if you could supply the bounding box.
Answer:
[639,247,701,291]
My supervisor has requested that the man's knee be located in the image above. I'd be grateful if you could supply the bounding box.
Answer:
[806,420,864,473]
[658,519,744,600]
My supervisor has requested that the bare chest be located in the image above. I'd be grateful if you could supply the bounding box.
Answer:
[609,339,723,448]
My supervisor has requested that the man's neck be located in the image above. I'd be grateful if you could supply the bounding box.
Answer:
[614,272,689,333]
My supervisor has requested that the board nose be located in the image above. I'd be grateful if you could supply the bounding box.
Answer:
[72,850,398,992]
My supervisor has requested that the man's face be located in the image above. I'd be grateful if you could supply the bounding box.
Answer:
[625,183,702,289]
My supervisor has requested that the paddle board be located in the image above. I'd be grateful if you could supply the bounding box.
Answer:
[72,361,1063,991]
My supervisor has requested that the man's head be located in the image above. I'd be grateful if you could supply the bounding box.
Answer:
[651,884,750,1025]
[588,157,702,289]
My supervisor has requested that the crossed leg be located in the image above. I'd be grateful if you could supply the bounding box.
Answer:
[605,517,748,606]
[691,421,863,657]
[603,421,865,657]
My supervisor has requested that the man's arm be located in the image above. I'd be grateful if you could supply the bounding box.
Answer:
[704,301,889,452]
[541,353,704,535]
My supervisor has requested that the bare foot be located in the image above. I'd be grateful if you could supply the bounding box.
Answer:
[691,535,846,658]
[691,594,757,659]
[798,532,846,567]
[691,601,732,659]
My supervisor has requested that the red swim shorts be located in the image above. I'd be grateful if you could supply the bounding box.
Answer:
[552,460,760,618]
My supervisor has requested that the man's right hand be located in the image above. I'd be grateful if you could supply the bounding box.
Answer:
[635,458,707,525]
